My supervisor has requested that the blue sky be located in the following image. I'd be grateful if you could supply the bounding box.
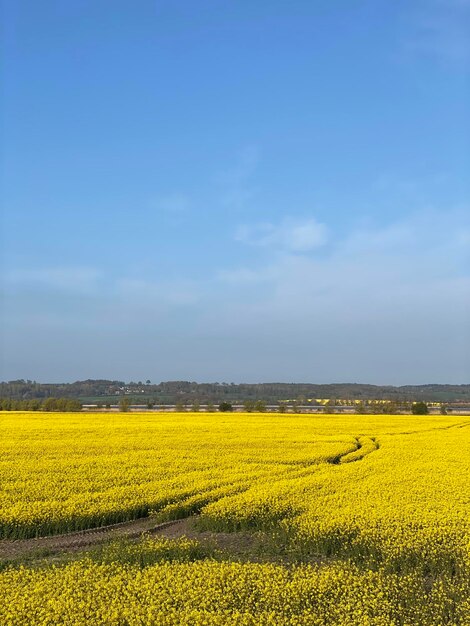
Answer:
[1,0,469,384]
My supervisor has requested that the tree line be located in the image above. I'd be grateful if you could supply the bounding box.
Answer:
[1,380,469,403]
[0,398,82,411]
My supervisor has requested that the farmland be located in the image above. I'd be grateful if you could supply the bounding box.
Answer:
[0,411,469,625]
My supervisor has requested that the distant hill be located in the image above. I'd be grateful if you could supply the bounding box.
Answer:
[1,379,469,403]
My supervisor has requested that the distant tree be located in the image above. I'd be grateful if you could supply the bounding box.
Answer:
[244,400,255,412]
[278,402,287,413]
[192,401,200,412]
[325,399,336,413]
[65,399,82,412]
[254,400,267,412]
[105,403,111,409]
[355,402,366,414]
[147,400,155,410]
[440,404,447,415]
[119,398,131,412]
[206,402,215,412]
[291,401,300,413]
[146,380,151,385]
[42,397,58,412]
[367,401,381,415]
[411,402,429,415]
[218,402,233,412]
[175,402,185,412]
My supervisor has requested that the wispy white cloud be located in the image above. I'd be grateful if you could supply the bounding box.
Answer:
[213,209,470,362]
[235,217,328,253]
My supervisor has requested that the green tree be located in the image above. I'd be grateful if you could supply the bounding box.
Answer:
[42,398,58,412]
[411,401,429,415]
[192,401,200,412]
[244,400,255,412]
[218,402,233,412]
[254,400,267,412]
[119,398,131,412]
[65,399,82,412]
[206,402,215,412]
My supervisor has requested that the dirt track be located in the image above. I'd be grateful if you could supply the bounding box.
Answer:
[0,517,185,561]
[0,515,266,564]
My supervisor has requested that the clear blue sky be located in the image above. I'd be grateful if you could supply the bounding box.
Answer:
[1,0,469,384]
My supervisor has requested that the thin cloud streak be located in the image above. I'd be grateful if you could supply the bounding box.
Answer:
[235,217,328,252]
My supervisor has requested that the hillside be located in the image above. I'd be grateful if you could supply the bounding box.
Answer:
[1,380,469,403]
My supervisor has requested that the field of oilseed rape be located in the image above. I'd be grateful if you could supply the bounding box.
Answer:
[0,411,469,625]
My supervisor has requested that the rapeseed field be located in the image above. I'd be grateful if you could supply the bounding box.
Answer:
[0,411,468,625]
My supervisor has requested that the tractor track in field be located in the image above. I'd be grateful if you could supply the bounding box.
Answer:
[0,515,271,566]
[0,516,189,562]
[329,435,379,465]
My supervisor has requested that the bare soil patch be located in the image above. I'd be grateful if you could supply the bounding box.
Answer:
[0,517,178,562]
[0,516,275,566]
